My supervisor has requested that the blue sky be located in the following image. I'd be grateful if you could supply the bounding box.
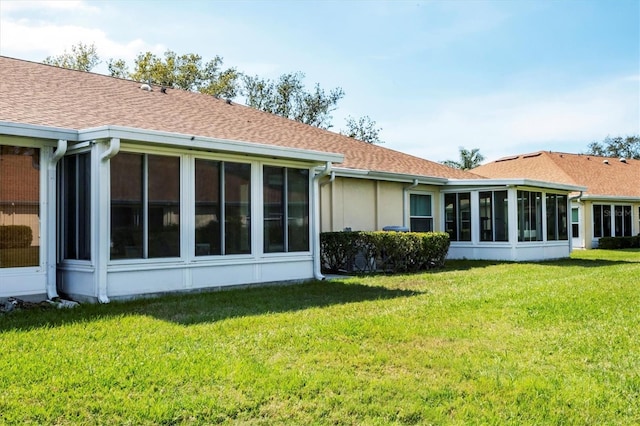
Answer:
[1,0,638,163]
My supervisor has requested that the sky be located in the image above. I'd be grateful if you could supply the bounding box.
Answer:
[1,0,638,164]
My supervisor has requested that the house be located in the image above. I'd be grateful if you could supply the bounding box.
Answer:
[473,151,640,249]
[1,56,584,302]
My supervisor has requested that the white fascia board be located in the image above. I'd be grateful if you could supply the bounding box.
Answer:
[78,125,344,164]
[330,166,449,185]
[446,178,586,193]
[0,121,79,142]
[580,194,640,202]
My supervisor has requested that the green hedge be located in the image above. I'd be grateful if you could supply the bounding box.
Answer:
[0,225,33,249]
[320,231,450,274]
[597,235,640,249]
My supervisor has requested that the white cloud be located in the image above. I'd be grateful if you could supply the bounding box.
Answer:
[382,75,640,163]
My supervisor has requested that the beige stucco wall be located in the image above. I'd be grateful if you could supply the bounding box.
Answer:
[319,176,441,232]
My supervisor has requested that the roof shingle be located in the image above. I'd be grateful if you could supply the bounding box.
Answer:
[473,151,640,198]
[0,56,477,180]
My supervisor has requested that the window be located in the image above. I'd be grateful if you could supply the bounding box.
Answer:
[593,204,612,238]
[571,207,580,239]
[410,193,433,232]
[110,153,180,259]
[615,205,632,237]
[263,166,309,253]
[444,193,471,241]
[517,190,542,242]
[479,191,508,242]
[546,194,568,241]
[61,152,91,260]
[0,146,40,268]
[194,159,251,256]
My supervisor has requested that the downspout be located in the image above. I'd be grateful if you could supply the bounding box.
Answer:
[402,179,419,228]
[312,162,332,280]
[97,138,120,303]
[46,140,67,299]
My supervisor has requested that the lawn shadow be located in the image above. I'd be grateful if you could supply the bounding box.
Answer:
[0,280,420,332]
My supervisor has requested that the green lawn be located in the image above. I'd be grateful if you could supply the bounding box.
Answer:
[1,249,639,425]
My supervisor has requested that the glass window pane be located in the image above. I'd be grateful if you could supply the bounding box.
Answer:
[410,217,432,233]
[557,195,568,240]
[63,153,91,260]
[479,191,492,241]
[494,191,508,242]
[0,146,40,268]
[410,194,431,216]
[623,206,632,237]
[195,159,221,256]
[147,155,180,258]
[546,194,557,241]
[571,207,579,223]
[110,153,143,259]
[264,166,284,253]
[593,205,602,238]
[444,193,457,241]
[287,168,309,252]
[603,205,612,237]
[459,193,471,241]
[225,162,251,254]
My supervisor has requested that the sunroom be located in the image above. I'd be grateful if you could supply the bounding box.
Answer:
[442,179,586,261]
[1,122,342,302]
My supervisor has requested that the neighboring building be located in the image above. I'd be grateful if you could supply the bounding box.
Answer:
[473,151,640,249]
[1,57,583,302]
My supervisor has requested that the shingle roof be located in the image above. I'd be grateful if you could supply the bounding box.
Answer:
[473,151,640,198]
[0,56,477,180]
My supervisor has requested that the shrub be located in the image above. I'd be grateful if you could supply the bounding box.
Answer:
[0,225,33,249]
[598,236,640,249]
[320,231,450,274]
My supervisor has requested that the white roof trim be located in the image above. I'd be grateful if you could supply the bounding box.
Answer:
[78,125,343,163]
[0,121,78,141]
[329,166,449,184]
[1,122,344,164]
[580,194,640,202]
[446,178,586,192]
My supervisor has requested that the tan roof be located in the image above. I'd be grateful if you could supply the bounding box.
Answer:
[473,151,640,198]
[0,56,477,180]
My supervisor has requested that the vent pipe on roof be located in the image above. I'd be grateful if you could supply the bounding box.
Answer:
[620,157,627,163]
[603,159,609,165]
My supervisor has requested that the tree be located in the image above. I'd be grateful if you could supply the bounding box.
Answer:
[442,147,485,170]
[243,72,344,129]
[586,135,640,160]
[341,115,383,144]
[43,42,100,72]
[121,50,240,99]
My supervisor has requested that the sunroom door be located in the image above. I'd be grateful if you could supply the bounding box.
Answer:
[571,206,583,249]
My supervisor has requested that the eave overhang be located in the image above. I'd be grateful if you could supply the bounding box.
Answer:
[1,122,344,164]
[445,178,587,193]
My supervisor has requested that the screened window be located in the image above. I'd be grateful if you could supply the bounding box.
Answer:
[546,194,568,241]
[62,152,91,260]
[0,146,40,268]
[263,166,309,253]
[444,192,470,241]
[593,204,612,238]
[571,207,580,238]
[410,194,433,232]
[195,159,251,256]
[517,190,543,242]
[479,191,508,242]
[110,153,180,259]
[614,205,632,237]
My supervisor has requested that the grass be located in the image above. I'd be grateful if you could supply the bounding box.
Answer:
[1,249,639,425]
